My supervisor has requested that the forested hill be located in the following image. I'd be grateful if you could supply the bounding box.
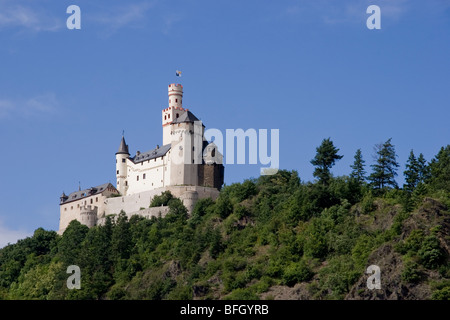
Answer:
[0,141,449,300]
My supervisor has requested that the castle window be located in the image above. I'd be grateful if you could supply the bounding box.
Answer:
[168,114,170,119]
[137,176,139,181]
[64,208,67,211]
[90,199,93,204]
[125,181,128,186]
[141,162,143,166]
[143,173,146,179]
[117,170,119,174]
[175,99,178,103]
[211,148,216,157]
[96,197,98,202]
[176,113,179,118]
[117,181,119,185]
[71,206,73,210]
[122,159,126,163]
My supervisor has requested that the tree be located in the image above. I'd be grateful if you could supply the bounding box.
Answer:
[428,145,450,192]
[350,149,366,183]
[368,138,399,190]
[416,153,430,182]
[311,138,343,186]
[404,150,419,193]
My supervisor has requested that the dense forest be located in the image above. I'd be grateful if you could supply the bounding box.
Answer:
[0,139,449,300]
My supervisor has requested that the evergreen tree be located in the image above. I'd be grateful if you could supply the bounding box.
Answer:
[404,150,419,192]
[350,149,366,183]
[368,138,399,190]
[311,138,343,185]
[428,145,450,192]
[416,153,430,182]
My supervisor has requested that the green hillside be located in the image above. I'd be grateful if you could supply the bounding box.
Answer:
[1,141,449,300]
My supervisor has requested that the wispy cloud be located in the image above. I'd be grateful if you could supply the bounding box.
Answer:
[0,218,31,248]
[282,0,413,25]
[0,1,61,32]
[0,93,59,120]
[91,1,157,37]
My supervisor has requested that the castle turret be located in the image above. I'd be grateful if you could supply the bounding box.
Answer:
[162,83,187,145]
[116,135,129,196]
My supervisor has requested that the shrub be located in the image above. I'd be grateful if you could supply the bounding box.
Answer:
[282,259,314,287]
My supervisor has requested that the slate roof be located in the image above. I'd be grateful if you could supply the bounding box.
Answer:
[130,143,172,164]
[61,183,116,205]
[116,136,129,155]
[172,110,201,124]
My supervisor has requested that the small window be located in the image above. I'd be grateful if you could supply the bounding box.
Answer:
[164,115,167,120]
[64,208,67,211]
[90,199,93,204]
[137,176,139,181]
[96,197,98,202]
[125,181,128,186]
[122,158,126,163]
[176,113,179,118]
[117,170,119,174]
[71,206,73,210]
[169,99,171,103]
[168,114,171,119]
[143,173,146,179]
[175,99,178,103]
[117,180,119,185]
[193,146,195,151]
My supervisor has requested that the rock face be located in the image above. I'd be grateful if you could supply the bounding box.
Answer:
[346,198,450,300]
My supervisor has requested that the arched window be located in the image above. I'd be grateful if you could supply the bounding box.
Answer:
[176,113,179,118]
[164,115,167,120]
[211,148,216,158]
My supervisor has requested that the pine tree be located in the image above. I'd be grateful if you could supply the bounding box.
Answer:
[416,153,430,182]
[368,138,399,190]
[428,145,450,192]
[404,150,419,192]
[310,138,343,185]
[350,148,366,183]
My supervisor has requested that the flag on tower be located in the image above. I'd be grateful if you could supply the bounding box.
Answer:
[176,70,182,77]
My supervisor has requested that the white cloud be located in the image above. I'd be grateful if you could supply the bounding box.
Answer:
[92,1,157,36]
[281,0,413,25]
[0,1,61,32]
[0,219,31,248]
[0,93,59,120]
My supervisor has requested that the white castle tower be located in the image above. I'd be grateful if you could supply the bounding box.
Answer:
[115,135,130,195]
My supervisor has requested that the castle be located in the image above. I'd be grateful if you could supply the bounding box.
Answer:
[58,83,224,234]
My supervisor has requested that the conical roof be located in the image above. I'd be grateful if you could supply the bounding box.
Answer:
[116,136,129,155]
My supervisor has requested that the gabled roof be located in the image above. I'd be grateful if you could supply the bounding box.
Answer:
[116,136,129,155]
[131,143,172,164]
[61,183,117,205]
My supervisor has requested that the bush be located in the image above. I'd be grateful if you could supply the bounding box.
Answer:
[150,191,174,207]
[225,288,259,300]
[418,235,444,269]
[401,260,422,283]
[282,259,314,287]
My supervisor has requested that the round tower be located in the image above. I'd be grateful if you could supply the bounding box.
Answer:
[168,83,183,109]
[116,135,129,196]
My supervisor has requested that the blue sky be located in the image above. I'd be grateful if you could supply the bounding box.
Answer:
[0,0,449,247]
